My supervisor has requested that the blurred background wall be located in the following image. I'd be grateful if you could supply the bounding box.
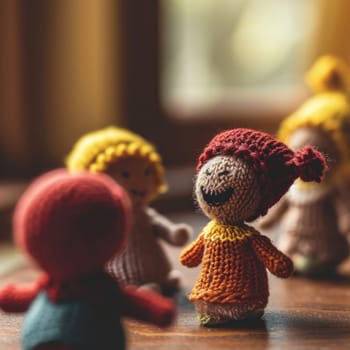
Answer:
[1,0,350,179]
[0,0,122,177]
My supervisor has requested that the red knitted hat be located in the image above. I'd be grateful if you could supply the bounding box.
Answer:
[197,128,327,218]
[14,169,131,281]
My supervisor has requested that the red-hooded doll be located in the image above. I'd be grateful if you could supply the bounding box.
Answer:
[180,128,326,326]
[0,170,175,350]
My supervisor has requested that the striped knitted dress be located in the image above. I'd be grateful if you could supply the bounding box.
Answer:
[181,221,291,308]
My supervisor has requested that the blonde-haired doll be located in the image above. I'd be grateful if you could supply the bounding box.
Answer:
[67,127,192,293]
[260,55,350,276]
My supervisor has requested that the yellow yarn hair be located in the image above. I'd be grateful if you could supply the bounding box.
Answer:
[305,55,350,94]
[66,126,167,194]
[203,221,253,242]
[278,55,350,173]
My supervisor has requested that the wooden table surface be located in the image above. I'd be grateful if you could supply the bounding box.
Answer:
[1,212,350,350]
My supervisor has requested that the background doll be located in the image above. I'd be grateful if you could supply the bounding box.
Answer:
[0,170,175,350]
[180,128,326,326]
[260,55,350,277]
[67,127,191,293]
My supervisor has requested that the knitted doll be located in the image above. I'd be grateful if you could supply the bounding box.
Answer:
[0,170,175,350]
[66,127,191,293]
[260,55,350,276]
[180,128,326,326]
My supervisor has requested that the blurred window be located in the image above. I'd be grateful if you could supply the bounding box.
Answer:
[162,0,321,117]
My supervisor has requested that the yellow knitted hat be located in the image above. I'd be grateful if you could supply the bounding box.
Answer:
[66,126,167,194]
[278,55,350,168]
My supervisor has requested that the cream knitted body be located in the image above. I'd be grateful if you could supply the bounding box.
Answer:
[277,185,349,268]
[107,207,172,287]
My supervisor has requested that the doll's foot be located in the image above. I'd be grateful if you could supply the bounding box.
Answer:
[195,301,265,326]
[138,283,162,294]
[198,313,226,326]
[293,254,336,277]
[198,308,264,326]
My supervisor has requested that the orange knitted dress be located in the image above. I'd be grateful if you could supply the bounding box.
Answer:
[180,220,292,307]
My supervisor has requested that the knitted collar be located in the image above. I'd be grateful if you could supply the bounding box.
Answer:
[203,220,255,242]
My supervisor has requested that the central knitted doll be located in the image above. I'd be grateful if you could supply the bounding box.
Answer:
[66,127,191,293]
[180,128,326,326]
[0,170,175,350]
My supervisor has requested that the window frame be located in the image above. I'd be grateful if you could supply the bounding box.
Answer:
[119,0,308,167]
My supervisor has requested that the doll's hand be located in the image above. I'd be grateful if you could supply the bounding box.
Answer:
[0,284,15,309]
[121,286,176,327]
[0,282,39,313]
[172,224,192,246]
[251,235,294,278]
[274,256,294,278]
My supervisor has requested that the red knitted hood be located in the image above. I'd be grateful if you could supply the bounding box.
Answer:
[197,128,327,217]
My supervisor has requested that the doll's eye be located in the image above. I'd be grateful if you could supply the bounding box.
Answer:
[218,170,230,177]
[121,171,130,179]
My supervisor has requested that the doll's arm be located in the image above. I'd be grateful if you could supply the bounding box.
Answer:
[0,275,45,312]
[120,286,175,327]
[179,234,204,267]
[250,234,293,278]
[257,197,289,230]
[148,207,192,246]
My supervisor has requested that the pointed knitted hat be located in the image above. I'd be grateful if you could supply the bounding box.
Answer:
[197,128,327,217]
[278,55,350,169]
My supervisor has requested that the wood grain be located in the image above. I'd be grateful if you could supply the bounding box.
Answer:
[1,224,350,349]
[126,274,350,350]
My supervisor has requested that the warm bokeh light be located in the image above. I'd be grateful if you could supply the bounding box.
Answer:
[162,0,320,107]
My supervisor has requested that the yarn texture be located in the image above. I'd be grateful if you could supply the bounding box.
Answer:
[67,127,191,293]
[0,170,175,350]
[181,127,326,325]
[106,208,174,288]
[197,128,327,219]
[278,55,350,174]
[291,146,326,182]
[262,55,350,276]
[181,221,292,305]
[66,126,167,195]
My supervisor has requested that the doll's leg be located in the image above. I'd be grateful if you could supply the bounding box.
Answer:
[292,253,338,277]
[194,301,265,326]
